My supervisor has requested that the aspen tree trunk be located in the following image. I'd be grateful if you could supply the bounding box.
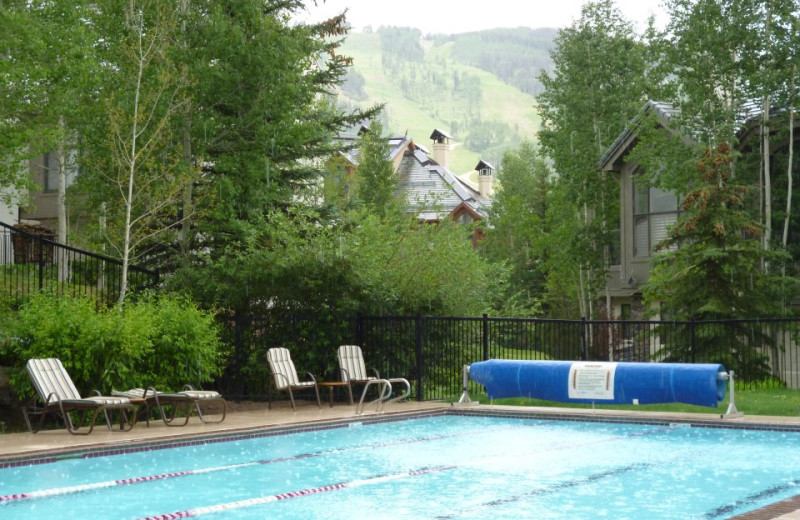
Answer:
[56,116,69,282]
[762,2,772,253]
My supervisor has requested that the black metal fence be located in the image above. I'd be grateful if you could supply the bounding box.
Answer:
[0,221,159,306]
[218,314,800,401]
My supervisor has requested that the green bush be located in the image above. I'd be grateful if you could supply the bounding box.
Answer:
[2,292,224,400]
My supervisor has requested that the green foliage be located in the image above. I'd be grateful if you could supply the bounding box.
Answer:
[345,211,501,316]
[160,1,379,300]
[536,0,650,317]
[643,144,797,320]
[171,204,502,318]
[482,141,550,316]
[2,292,223,400]
[0,0,102,205]
[354,120,398,217]
[643,145,797,381]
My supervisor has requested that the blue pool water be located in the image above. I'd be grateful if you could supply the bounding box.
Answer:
[1,413,800,519]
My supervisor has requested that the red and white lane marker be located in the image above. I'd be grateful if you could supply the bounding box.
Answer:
[0,423,525,504]
[137,466,457,520]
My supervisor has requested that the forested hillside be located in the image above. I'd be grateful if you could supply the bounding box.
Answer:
[337,27,554,173]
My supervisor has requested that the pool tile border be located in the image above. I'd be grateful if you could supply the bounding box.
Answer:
[0,409,450,469]
[4,407,800,470]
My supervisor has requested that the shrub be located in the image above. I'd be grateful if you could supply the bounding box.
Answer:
[3,292,224,400]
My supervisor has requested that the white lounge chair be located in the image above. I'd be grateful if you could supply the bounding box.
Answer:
[112,385,226,426]
[23,358,135,435]
[337,345,411,413]
[266,347,321,411]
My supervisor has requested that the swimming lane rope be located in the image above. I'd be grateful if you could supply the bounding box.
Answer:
[0,423,527,504]
[136,465,457,520]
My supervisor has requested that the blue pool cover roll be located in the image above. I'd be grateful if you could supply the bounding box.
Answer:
[469,360,728,408]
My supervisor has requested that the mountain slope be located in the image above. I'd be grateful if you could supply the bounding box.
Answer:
[337,28,554,173]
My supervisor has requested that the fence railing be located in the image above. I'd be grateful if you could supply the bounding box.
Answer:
[0,221,159,306]
[217,314,800,402]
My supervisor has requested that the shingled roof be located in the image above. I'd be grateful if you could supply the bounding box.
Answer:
[395,145,490,222]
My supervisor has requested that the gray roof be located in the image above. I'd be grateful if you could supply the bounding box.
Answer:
[336,134,412,167]
[599,99,773,171]
[598,101,677,171]
[396,148,490,221]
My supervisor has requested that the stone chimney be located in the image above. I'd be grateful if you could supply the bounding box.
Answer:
[476,160,494,197]
[430,129,453,169]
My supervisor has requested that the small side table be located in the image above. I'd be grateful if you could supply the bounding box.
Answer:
[317,382,353,407]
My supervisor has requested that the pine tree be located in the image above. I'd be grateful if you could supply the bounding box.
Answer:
[643,144,796,379]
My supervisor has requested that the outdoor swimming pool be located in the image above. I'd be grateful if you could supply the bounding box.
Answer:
[1,412,799,519]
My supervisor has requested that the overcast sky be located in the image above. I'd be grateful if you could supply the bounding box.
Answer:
[300,0,668,34]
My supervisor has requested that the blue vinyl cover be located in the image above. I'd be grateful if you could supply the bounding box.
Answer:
[469,360,728,408]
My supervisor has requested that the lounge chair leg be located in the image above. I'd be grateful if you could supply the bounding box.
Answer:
[194,399,227,424]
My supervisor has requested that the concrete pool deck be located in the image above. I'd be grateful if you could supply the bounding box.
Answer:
[1,400,800,519]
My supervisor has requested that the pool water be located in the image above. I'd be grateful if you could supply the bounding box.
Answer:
[1,414,799,519]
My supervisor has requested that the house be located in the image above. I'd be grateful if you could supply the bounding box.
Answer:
[597,101,679,319]
[599,100,800,319]
[332,126,493,247]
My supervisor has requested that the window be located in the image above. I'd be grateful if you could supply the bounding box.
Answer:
[633,178,680,257]
[456,212,472,225]
[43,153,58,193]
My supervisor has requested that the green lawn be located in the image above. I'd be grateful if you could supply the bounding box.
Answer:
[468,386,800,417]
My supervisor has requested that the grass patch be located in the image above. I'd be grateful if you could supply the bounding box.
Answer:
[467,386,800,417]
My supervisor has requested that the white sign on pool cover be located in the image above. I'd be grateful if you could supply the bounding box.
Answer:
[568,362,617,400]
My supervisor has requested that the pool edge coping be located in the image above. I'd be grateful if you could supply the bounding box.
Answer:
[3,404,800,469]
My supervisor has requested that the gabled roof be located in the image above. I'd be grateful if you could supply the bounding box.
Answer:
[598,101,677,172]
[396,147,491,222]
[475,160,495,171]
[430,128,453,142]
[335,133,414,167]
[599,99,781,172]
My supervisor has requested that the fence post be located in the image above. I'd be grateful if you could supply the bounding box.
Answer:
[580,317,587,361]
[690,317,696,363]
[415,315,423,401]
[356,315,364,347]
[37,234,45,291]
[234,313,245,398]
[482,313,489,361]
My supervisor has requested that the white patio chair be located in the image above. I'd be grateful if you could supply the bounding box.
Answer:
[266,348,321,411]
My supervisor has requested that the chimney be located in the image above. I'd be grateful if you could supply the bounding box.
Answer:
[476,160,494,197]
[430,129,453,169]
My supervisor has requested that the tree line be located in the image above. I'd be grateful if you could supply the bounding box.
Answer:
[489,0,800,324]
[0,0,501,321]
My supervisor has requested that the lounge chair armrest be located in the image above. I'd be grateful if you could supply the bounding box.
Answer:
[304,371,318,384]
[337,367,350,382]
[43,392,60,406]
[182,384,196,391]
[269,371,292,388]
[369,367,381,379]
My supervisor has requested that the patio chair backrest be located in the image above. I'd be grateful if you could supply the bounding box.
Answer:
[27,358,83,402]
[337,345,369,382]
[267,348,300,388]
